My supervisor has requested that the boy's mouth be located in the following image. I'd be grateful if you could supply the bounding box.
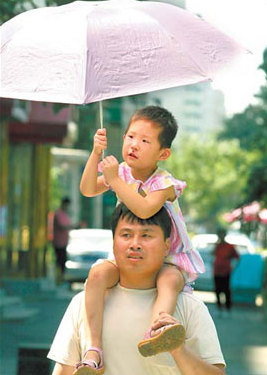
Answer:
[128,152,138,159]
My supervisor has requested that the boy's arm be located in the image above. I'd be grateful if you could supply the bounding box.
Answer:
[111,179,173,219]
[80,129,109,197]
[101,156,175,219]
[80,151,108,196]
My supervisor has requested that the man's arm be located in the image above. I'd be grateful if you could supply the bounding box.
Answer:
[152,312,225,375]
[171,346,225,375]
[52,363,74,375]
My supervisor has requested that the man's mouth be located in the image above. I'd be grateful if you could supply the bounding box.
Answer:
[127,252,143,260]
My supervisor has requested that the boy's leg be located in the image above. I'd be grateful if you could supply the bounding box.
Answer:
[83,260,119,365]
[151,264,184,325]
[138,265,185,357]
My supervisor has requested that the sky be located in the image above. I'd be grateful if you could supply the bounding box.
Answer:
[186,0,267,115]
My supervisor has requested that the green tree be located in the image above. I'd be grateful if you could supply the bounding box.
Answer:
[218,48,267,205]
[167,136,253,231]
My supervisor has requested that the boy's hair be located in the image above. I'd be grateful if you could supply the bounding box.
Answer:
[125,106,178,148]
[111,203,172,239]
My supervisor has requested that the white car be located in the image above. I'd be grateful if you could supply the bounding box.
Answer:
[64,228,113,285]
[192,233,256,291]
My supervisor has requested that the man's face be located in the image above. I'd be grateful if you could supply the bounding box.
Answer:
[113,216,170,288]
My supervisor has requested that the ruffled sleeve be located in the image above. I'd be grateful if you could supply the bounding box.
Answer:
[148,169,186,198]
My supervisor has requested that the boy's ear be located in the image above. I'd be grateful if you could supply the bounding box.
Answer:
[164,238,171,256]
[159,148,171,161]
[123,134,126,140]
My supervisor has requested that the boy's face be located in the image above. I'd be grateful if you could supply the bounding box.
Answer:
[113,216,170,288]
[122,119,170,174]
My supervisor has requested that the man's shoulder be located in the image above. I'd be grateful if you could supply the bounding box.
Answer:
[69,291,84,310]
[178,291,207,312]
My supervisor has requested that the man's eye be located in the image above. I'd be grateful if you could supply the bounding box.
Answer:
[122,233,130,238]
[142,234,151,238]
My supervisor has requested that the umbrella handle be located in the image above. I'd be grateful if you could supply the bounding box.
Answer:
[99,101,104,159]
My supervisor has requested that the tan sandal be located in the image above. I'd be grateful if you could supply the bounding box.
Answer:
[138,323,185,357]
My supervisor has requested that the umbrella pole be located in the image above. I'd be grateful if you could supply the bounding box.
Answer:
[99,100,103,129]
[99,100,104,158]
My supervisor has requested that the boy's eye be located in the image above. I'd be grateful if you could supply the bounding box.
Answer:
[127,134,133,139]
[142,139,149,143]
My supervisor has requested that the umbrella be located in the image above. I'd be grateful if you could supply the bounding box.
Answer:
[0,0,247,106]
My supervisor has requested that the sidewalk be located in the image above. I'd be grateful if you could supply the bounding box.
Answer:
[0,282,266,375]
[195,291,267,375]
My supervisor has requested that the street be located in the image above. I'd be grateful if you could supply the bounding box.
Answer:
[1,283,266,375]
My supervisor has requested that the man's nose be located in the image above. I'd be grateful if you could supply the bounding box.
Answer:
[130,235,141,250]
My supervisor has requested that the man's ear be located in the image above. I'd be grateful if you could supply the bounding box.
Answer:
[159,148,171,161]
[164,238,171,256]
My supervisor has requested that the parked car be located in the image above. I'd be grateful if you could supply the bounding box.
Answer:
[64,228,113,286]
[192,233,256,291]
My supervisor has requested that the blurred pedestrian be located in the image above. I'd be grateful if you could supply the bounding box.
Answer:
[53,197,73,284]
[213,228,240,315]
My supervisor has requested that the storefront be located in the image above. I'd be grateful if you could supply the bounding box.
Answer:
[0,99,70,278]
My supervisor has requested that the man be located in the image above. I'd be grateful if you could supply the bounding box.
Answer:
[213,228,240,314]
[48,203,226,375]
[52,197,73,283]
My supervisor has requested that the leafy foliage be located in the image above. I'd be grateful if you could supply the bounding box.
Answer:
[218,48,267,205]
[167,136,252,231]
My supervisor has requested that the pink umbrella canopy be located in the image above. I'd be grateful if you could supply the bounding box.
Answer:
[0,0,247,105]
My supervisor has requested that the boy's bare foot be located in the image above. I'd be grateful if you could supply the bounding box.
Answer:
[74,347,105,375]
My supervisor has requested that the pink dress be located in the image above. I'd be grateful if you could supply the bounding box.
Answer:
[117,162,205,283]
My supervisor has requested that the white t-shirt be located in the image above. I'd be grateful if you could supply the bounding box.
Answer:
[48,285,225,375]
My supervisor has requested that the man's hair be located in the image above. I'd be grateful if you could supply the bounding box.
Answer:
[111,203,172,239]
[125,106,178,148]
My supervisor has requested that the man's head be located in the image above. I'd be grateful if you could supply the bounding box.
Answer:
[111,203,171,239]
[217,227,227,242]
[61,197,71,210]
[111,203,172,289]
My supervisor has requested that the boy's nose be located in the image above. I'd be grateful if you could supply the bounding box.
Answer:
[131,139,139,149]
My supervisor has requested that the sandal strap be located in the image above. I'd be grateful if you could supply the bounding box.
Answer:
[84,346,104,368]
[75,359,98,370]
[143,325,169,340]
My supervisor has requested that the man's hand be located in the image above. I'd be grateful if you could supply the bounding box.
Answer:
[93,128,107,156]
[100,155,120,185]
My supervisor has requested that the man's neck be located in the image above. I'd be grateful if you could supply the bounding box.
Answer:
[119,273,157,290]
